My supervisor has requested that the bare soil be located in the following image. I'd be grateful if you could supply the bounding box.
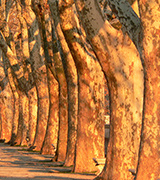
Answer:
[0,143,96,180]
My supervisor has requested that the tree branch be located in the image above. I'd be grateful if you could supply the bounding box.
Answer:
[0,31,31,94]
[107,0,142,52]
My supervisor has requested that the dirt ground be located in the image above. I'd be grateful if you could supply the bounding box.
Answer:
[0,143,96,180]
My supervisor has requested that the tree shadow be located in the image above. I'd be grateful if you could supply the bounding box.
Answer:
[0,143,95,180]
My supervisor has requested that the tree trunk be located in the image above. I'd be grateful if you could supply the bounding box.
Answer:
[22,1,49,151]
[0,84,13,143]
[0,50,13,142]
[0,98,7,141]
[59,0,105,173]
[20,91,29,146]
[41,67,59,155]
[0,3,20,145]
[135,1,160,179]
[49,0,78,167]
[14,91,24,145]
[8,30,29,146]
[32,1,60,155]
[16,0,38,147]
[75,0,143,179]
[5,64,19,145]
[51,28,68,162]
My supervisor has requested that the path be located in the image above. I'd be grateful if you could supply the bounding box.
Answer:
[0,143,96,180]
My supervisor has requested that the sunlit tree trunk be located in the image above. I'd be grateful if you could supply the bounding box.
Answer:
[75,0,143,179]
[6,28,29,146]
[1,40,21,146]
[27,86,37,146]
[0,53,13,142]
[15,0,37,147]
[0,33,31,95]
[135,1,160,179]
[32,0,60,155]
[59,0,105,173]
[0,84,13,143]
[0,98,7,141]
[5,63,19,145]
[107,0,160,179]
[51,27,68,162]
[20,91,29,146]
[49,0,78,167]
[22,0,49,151]
[14,91,24,145]
[41,67,59,155]
[0,1,18,145]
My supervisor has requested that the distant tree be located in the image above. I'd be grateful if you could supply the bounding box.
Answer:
[49,0,78,166]
[21,0,49,151]
[0,50,13,142]
[32,0,60,155]
[16,0,37,147]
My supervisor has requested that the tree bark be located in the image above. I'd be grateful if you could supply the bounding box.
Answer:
[135,1,160,179]
[0,32,31,94]
[16,0,38,147]
[49,0,78,167]
[107,0,142,51]
[14,91,25,145]
[75,0,143,179]
[59,0,105,173]
[32,0,60,155]
[41,67,59,155]
[51,27,68,162]
[5,62,19,145]
[0,1,20,145]
[0,50,13,142]
[22,0,49,151]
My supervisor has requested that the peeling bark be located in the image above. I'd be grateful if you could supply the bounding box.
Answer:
[59,0,105,173]
[75,0,143,179]
[32,0,60,155]
[22,0,49,151]
[5,62,19,145]
[49,0,78,167]
[16,0,37,147]
[51,28,68,162]
[135,1,160,179]
[0,50,13,142]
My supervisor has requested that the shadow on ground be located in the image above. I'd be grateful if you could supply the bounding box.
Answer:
[0,142,96,180]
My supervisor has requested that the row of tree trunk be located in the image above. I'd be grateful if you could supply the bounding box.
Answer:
[0,0,159,179]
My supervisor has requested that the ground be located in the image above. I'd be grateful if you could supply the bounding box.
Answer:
[0,143,96,180]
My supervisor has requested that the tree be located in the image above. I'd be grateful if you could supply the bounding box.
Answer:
[75,0,144,179]
[48,0,78,166]
[16,0,37,147]
[101,0,160,179]
[0,50,13,142]
[0,0,31,145]
[21,0,50,151]
[0,1,159,179]
[58,0,105,172]
[51,27,68,162]
[135,0,160,179]
[32,0,60,155]
[4,57,20,145]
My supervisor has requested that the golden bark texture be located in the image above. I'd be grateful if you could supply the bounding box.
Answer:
[75,0,143,179]
[59,0,105,173]
[135,1,160,179]
[48,0,78,167]
[22,1,49,151]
